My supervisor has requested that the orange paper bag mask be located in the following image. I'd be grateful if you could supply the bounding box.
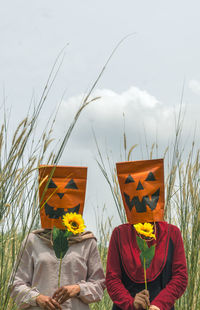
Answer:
[39,165,87,229]
[116,159,164,224]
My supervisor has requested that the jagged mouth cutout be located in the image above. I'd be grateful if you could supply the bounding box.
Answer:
[44,203,80,219]
[123,171,160,213]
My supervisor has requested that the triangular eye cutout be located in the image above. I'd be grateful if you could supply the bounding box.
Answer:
[145,172,156,181]
[48,179,57,188]
[125,175,135,184]
[65,179,78,189]
[136,181,144,190]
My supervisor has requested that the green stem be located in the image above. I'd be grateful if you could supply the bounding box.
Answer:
[58,256,62,288]
[144,256,149,310]
[144,257,147,290]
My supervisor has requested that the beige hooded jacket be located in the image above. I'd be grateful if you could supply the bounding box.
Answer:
[9,230,105,310]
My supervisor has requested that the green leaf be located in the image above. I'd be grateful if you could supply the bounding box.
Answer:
[140,245,155,269]
[136,236,148,252]
[65,230,73,238]
[52,227,70,259]
[147,244,155,262]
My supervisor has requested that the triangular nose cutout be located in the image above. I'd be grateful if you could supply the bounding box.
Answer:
[136,181,144,190]
[57,193,64,199]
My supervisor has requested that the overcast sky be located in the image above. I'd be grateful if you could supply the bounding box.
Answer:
[1,0,200,233]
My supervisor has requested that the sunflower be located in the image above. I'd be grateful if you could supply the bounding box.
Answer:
[134,222,156,240]
[62,213,86,235]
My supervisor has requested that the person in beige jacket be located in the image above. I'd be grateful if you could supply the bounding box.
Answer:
[9,229,105,310]
[10,165,105,309]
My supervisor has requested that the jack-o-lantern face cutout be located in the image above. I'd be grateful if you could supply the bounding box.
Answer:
[39,165,87,229]
[116,159,164,224]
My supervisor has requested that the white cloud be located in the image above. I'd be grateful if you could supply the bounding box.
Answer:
[189,79,200,96]
[56,86,175,156]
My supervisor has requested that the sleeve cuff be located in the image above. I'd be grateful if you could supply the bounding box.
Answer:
[28,292,40,306]
[76,282,85,297]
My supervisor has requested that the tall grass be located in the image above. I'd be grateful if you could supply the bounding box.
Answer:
[171,148,200,309]
[91,207,113,310]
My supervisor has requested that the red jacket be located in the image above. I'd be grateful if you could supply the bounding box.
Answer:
[106,222,188,310]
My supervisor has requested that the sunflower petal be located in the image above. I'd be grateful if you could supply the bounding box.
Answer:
[62,212,86,235]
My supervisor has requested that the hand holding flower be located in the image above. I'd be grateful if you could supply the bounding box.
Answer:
[36,294,62,310]
[133,289,150,309]
[53,285,80,304]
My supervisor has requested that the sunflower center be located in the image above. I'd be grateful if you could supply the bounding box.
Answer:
[70,221,78,229]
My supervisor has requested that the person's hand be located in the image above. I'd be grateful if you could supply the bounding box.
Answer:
[36,294,62,310]
[133,289,150,309]
[52,285,80,304]
[149,306,160,310]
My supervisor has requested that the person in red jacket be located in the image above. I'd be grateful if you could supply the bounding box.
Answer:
[106,159,188,310]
